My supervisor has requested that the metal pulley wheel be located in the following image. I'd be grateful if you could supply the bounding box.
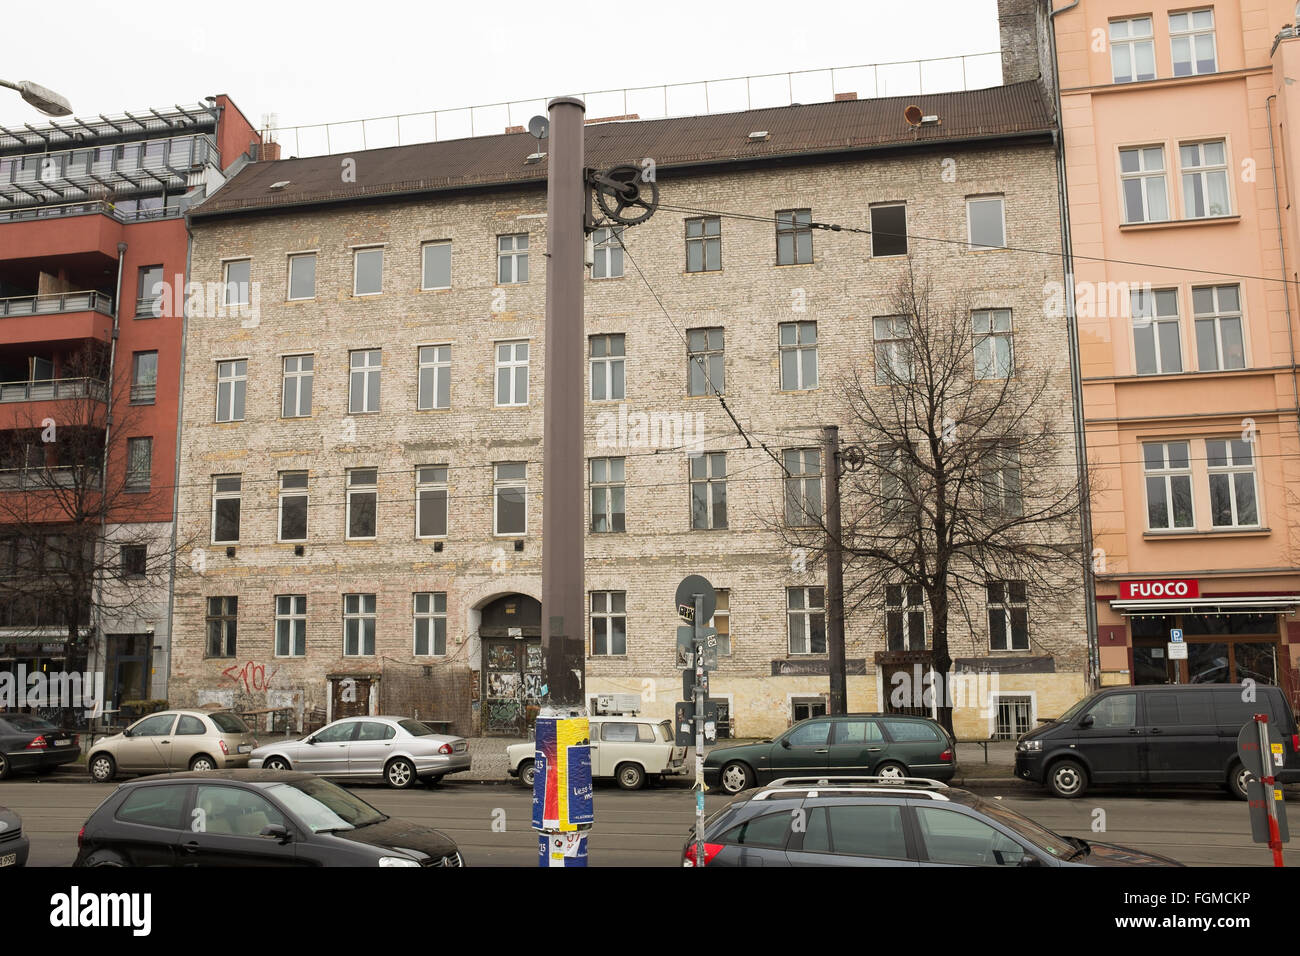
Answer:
[592,165,659,226]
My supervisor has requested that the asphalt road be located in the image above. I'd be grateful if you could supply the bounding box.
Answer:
[5,777,1288,867]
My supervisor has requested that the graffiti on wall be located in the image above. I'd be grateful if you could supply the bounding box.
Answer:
[221,660,280,693]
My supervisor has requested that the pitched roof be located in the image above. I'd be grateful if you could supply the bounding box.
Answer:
[191,81,1053,219]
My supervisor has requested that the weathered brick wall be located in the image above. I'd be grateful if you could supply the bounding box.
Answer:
[171,136,1086,738]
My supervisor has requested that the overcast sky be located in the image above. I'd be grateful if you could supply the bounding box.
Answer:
[1,0,1001,146]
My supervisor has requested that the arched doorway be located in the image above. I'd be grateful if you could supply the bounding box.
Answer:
[479,594,542,736]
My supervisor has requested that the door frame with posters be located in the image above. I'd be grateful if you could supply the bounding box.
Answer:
[478,594,542,737]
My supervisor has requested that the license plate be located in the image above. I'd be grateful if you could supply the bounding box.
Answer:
[55,739,70,746]
[238,744,253,754]
[0,853,15,867]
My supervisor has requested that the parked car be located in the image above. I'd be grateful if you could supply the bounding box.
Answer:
[682,775,1182,867]
[506,714,688,790]
[88,710,257,782]
[1015,683,1300,799]
[703,713,955,795]
[249,715,470,789]
[73,769,464,867]
[0,714,80,779]
[0,805,29,868]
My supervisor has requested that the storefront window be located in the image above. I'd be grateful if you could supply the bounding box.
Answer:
[1186,642,1229,683]
[1235,642,1278,684]
[1181,613,1276,636]
[1130,615,1177,639]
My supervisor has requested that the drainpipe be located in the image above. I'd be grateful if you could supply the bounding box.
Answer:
[1047,0,1098,687]
[89,241,126,702]
[1265,94,1300,441]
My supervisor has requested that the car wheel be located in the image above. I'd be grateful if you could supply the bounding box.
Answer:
[82,849,127,867]
[720,761,755,795]
[0,752,9,780]
[1047,758,1088,798]
[263,756,291,771]
[519,759,536,788]
[89,754,116,783]
[874,761,908,781]
[385,758,417,789]
[1227,762,1253,801]
[189,754,217,772]
[616,763,645,791]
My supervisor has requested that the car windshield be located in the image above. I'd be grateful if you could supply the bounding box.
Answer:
[210,712,250,733]
[1,714,57,732]
[264,778,387,833]
[973,798,1075,858]
[398,719,436,736]
[1054,695,1097,724]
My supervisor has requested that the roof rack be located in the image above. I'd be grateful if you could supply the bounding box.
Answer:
[770,775,949,788]
[752,775,952,800]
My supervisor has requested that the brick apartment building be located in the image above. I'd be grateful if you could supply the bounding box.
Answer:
[1044,0,1300,708]
[0,95,258,712]
[171,65,1090,739]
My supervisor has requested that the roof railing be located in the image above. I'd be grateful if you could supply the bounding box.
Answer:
[0,290,113,317]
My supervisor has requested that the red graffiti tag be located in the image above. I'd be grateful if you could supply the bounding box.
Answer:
[222,660,279,693]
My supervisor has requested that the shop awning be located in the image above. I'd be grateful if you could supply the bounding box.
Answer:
[1110,596,1300,613]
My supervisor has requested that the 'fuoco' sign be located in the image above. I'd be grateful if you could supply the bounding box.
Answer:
[1118,579,1199,600]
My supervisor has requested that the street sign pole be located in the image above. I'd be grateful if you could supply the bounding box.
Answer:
[1257,714,1285,867]
[693,592,706,868]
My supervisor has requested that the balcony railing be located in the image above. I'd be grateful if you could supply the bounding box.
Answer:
[0,133,218,204]
[0,465,100,490]
[129,382,156,404]
[0,197,185,224]
[0,291,113,318]
[0,377,107,404]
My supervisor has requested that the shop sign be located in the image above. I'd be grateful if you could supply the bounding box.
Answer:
[1118,579,1199,600]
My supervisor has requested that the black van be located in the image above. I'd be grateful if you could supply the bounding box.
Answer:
[1014,683,1300,799]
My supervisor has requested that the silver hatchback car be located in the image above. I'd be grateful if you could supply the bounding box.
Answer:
[249,716,471,789]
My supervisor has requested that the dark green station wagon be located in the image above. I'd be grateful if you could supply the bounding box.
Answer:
[703,713,956,794]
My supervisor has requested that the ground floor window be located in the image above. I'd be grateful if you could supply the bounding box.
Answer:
[792,697,827,723]
[1129,612,1280,686]
[992,695,1033,740]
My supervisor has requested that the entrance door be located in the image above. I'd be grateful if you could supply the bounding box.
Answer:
[106,634,151,710]
[330,678,372,720]
[479,594,542,737]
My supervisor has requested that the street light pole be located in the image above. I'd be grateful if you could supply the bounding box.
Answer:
[0,79,72,117]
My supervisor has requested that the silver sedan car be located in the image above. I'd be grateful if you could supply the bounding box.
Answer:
[248,716,470,789]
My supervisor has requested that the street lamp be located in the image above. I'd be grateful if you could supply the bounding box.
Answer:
[0,78,72,117]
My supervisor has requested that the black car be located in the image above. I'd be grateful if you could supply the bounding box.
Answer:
[0,713,80,779]
[683,775,1182,867]
[1015,683,1300,799]
[0,805,29,868]
[74,769,464,867]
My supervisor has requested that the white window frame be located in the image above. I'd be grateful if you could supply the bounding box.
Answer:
[125,437,152,491]
[1180,140,1230,219]
[779,321,818,391]
[1206,438,1260,529]
[783,448,822,527]
[1131,287,1183,375]
[1120,146,1170,224]
[987,581,1029,651]
[493,462,527,536]
[281,354,313,418]
[690,451,728,530]
[869,203,909,257]
[685,217,722,272]
[415,465,448,539]
[421,240,452,290]
[1109,16,1155,83]
[417,344,451,410]
[222,259,250,307]
[966,196,1006,251]
[215,359,247,423]
[287,252,316,301]
[343,593,376,656]
[495,340,529,407]
[1192,284,1246,372]
[711,589,731,656]
[345,468,378,541]
[590,590,627,656]
[787,586,826,655]
[275,594,307,657]
[873,315,912,384]
[973,309,1014,380]
[687,327,725,396]
[1169,7,1216,77]
[352,246,384,296]
[413,592,447,656]
[1142,441,1195,530]
[886,584,927,651]
[591,227,624,278]
[278,471,308,542]
[590,456,626,533]
[349,348,382,414]
[589,333,625,402]
[211,475,242,544]
[497,234,529,284]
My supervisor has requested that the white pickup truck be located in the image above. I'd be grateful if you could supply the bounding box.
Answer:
[507,715,688,790]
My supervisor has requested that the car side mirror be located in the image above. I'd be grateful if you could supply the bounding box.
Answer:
[1078,715,1094,728]
[260,824,290,843]
[305,736,316,745]
[122,727,133,738]
[1018,853,1043,867]
[780,738,791,749]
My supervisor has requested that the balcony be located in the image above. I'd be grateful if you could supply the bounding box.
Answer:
[0,465,100,491]
[0,292,114,346]
[0,377,106,404]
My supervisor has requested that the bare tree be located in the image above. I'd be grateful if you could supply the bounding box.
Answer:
[775,260,1086,733]
[0,343,184,675]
